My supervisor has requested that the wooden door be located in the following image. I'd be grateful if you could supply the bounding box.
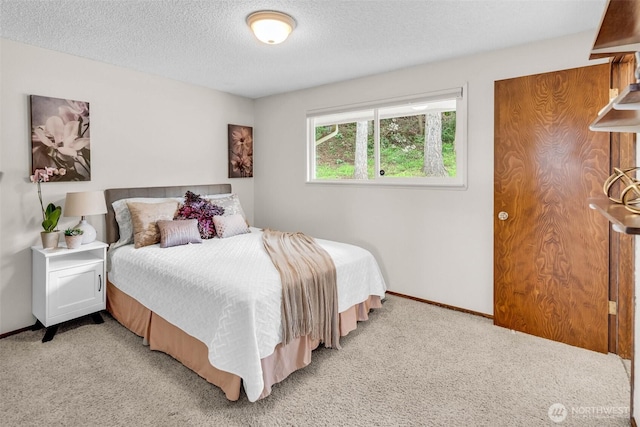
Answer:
[494,64,611,353]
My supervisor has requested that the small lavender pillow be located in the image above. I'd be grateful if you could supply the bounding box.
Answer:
[212,214,251,238]
[157,219,202,248]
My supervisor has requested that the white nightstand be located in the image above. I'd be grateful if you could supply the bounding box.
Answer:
[31,240,108,342]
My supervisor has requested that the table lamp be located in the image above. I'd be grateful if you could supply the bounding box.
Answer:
[64,190,108,244]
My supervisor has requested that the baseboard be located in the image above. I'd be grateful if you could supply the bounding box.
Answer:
[2,294,492,338]
[632,416,637,427]
[0,325,32,340]
[385,291,493,319]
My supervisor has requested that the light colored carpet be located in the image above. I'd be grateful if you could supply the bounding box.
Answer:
[0,295,630,426]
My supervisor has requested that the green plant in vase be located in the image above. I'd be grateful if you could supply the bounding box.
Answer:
[63,227,84,249]
[42,202,62,232]
[30,167,64,248]
[64,227,84,236]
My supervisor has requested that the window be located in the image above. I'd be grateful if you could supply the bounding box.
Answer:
[307,85,467,188]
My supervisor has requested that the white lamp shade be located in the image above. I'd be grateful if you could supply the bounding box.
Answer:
[64,191,107,244]
[64,191,107,217]
[247,11,295,45]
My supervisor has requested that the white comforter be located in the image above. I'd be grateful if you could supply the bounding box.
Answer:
[108,227,386,401]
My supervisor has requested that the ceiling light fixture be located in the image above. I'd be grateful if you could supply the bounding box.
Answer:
[246,10,296,45]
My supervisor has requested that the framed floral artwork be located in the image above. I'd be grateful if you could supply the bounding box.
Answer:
[228,124,253,178]
[30,95,91,181]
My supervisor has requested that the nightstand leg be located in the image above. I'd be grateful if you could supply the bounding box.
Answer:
[91,312,104,324]
[42,325,58,343]
[32,320,44,331]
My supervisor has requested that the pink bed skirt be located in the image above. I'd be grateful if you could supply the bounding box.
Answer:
[106,280,382,401]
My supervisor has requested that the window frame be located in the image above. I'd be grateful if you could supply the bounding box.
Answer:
[306,84,468,189]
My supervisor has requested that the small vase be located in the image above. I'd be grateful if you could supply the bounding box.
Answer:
[40,231,60,249]
[64,235,83,249]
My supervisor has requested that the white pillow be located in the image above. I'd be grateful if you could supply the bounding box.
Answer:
[213,214,251,238]
[205,193,233,199]
[110,197,182,250]
[204,193,247,223]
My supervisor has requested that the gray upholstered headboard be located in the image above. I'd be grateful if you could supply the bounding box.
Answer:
[104,184,232,245]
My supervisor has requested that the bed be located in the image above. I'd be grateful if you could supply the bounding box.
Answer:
[104,184,386,402]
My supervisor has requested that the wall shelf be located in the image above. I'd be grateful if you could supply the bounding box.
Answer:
[589,197,640,234]
[589,0,640,60]
[588,0,640,132]
[589,100,640,132]
[614,82,640,109]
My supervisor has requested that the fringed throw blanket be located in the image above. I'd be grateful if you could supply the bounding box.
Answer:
[262,229,340,349]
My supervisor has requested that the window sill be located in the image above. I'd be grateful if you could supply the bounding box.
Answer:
[306,178,467,190]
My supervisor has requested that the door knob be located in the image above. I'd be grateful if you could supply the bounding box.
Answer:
[498,211,509,221]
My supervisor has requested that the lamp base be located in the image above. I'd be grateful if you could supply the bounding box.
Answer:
[74,219,97,244]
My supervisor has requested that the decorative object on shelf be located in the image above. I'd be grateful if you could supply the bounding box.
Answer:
[30,167,62,248]
[228,124,253,178]
[63,191,107,244]
[30,95,91,181]
[246,10,296,45]
[603,167,640,214]
[63,227,84,249]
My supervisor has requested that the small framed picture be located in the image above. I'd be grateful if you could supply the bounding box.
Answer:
[228,124,253,178]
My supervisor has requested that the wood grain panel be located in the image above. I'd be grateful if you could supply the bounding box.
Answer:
[610,54,636,359]
[494,64,611,353]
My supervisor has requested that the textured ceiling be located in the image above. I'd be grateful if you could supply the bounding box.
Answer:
[0,0,607,99]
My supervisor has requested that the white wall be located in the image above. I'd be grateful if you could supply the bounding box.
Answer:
[0,31,608,333]
[253,31,607,315]
[0,39,254,334]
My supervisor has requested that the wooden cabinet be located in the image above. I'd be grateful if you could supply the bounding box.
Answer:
[587,1,640,424]
[32,241,107,341]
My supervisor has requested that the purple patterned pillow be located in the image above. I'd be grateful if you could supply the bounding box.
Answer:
[175,191,224,239]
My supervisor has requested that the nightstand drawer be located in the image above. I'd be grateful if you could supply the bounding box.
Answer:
[48,262,104,322]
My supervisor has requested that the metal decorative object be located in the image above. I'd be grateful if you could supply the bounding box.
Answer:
[604,167,640,213]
